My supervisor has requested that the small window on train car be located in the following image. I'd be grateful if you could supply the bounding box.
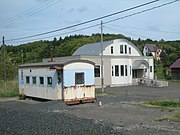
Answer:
[39,77,44,85]
[75,72,84,85]
[26,76,30,84]
[47,77,52,86]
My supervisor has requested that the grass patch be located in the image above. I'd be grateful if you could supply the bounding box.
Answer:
[168,80,180,83]
[145,101,180,108]
[172,111,180,121]
[156,111,180,122]
[0,80,19,97]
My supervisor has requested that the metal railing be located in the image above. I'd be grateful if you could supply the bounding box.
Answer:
[133,78,168,87]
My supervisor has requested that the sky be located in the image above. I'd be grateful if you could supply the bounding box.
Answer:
[0,0,180,45]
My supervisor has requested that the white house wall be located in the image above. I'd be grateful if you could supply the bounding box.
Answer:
[103,40,141,56]
[111,58,132,86]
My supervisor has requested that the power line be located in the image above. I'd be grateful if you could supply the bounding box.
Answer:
[104,0,180,25]
[6,0,180,44]
[107,24,180,34]
[6,0,159,42]
[0,0,60,27]
[8,24,100,44]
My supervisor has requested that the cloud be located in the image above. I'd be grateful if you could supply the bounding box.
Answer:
[77,5,88,13]
[67,8,74,13]
[148,25,160,32]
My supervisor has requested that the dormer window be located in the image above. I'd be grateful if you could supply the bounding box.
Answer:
[111,46,113,54]
[129,47,131,54]
[125,45,127,54]
[120,45,123,54]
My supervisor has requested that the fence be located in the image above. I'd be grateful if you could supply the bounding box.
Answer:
[132,78,168,87]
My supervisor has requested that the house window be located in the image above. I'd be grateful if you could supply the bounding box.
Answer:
[39,77,44,85]
[145,68,147,73]
[26,76,30,84]
[111,46,113,54]
[112,66,114,76]
[120,45,123,54]
[75,72,84,85]
[125,65,128,76]
[47,77,52,86]
[95,65,100,77]
[121,65,124,76]
[21,70,24,84]
[32,77,36,85]
[150,66,152,72]
[125,45,127,54]
[129,47,131,54]
[115,65,119,76]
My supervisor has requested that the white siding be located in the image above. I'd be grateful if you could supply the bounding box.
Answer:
[111,59,132,85]
[103,41,141,56]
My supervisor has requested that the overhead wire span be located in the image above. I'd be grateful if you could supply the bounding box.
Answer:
[6,0,159,42]
[5,0,180,44]
[104,0,180,25]
[0,0,61,27]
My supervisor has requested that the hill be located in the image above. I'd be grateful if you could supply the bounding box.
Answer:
[0,33,179,80]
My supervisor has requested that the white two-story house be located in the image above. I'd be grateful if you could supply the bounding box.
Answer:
[44,39,154,87]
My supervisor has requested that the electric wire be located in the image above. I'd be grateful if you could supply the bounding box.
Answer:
[6,0,160,42]
[5,0,180,44]
[0,0,60,27]
[106,24,180,34]
[104,0,180,25]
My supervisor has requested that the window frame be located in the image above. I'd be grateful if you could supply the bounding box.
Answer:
[115,65,119,77]
[32,76,36,85]
[111,46,113,54]
[125,45,127,54]
[120,45,123,54]
[125,65,128,76]
[150,66,153,72]
[47,77,53,86]
[94,65,100,77]
[121,65,124,76]
[39,77,44,85]
[26,76,30,84]
[75,72,85,85]
[112,66,114,76]
[129,47,131,54]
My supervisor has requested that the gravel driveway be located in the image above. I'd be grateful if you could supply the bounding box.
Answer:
[0,83,180,135]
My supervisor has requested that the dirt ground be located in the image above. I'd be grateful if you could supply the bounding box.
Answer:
[1,83,180,135]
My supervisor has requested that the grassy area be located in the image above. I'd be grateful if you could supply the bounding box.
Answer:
[0,80,19,97]
[144,100,180,121]
[168,80,180,83]
[145,101,180,107]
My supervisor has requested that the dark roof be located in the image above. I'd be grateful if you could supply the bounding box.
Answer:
[73,39,142,56]
[146,44,158,52]
[170,58,180,68]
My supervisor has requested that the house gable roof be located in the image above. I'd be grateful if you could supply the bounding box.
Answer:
[146,44,158,52]
[73,39,142,56]
[170,58,180,68]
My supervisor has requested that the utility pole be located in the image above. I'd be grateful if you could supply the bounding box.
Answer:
[100,21,104,92]
[3,36,6,93]
[20,50,23,63]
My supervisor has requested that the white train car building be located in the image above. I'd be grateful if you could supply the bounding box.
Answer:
[18,60,96,104]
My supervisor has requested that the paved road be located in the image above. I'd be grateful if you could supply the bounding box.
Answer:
[0,83,180,135]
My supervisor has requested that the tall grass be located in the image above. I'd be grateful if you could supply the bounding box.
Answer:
[145,101,180,107]
[0,80,19,97]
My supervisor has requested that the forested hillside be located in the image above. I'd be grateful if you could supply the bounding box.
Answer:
[0,33,179,80]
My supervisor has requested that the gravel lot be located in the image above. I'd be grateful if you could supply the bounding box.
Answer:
[0,83,180,135]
